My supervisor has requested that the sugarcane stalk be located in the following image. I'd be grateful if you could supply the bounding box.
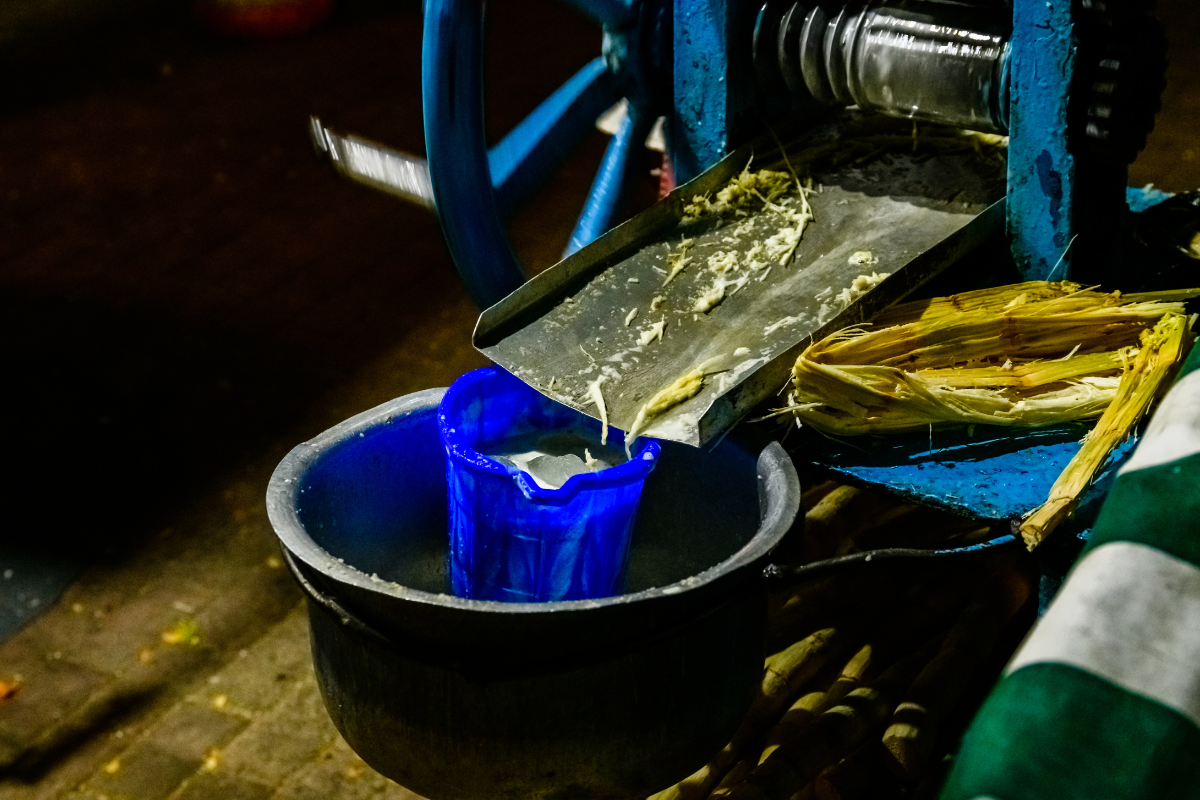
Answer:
[707,757,756,799]
[768,487,916,645]
[803,486,910,560]
[652,626,855,800]
[767,483,862,569]
[880,563,1035,780]
[748,571,979,795]
[787,284,1195,439]
[847,506,993,554]
[802,481,841,512]
[766,572,909,654]
[722,639,942,800]
[758,643,875,765]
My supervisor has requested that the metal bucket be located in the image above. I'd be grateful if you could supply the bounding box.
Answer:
[266,389,801,800]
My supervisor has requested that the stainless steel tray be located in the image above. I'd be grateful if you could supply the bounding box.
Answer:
[475,113,1006,448]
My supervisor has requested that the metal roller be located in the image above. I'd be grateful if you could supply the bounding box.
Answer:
[765,0,1012,134]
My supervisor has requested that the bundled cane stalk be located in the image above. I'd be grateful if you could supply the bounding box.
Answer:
[722,640,942,800]
[756,644,876,767]
[813,744,897,800]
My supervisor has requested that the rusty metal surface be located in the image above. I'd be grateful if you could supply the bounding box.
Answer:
[476,113,1006,448]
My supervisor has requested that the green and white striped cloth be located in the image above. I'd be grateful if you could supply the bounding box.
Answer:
[941,343,1200,800]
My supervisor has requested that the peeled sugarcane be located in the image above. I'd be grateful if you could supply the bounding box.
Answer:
[721,639,943,800]
[880,563,1035,780]
[869,281,1085,328]
[652,626,856,800]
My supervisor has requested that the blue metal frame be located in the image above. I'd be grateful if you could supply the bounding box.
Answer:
[488,58,619,217]
[566,103,655,255]
[1006,0,1078,281]
[672,0,754,185]
[424,0,1148,303]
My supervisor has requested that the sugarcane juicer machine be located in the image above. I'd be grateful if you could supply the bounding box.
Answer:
[311,0,1175,546]
[314,0,1167,306]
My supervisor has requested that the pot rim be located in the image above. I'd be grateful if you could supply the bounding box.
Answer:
[266,388,801,616]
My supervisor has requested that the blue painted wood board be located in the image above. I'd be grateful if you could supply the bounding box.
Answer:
[796,422,1139,525]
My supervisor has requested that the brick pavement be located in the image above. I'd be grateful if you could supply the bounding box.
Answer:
[13,604,423,800]
[0,303,485,799]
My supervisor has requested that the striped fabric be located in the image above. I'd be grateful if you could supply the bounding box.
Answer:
[940,344,1200,800]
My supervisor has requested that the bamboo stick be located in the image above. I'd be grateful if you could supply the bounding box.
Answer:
[880,564,1035,780]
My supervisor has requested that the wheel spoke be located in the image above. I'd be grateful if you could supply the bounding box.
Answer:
[554,0,636,29]
[489,57,620,215]
[564,103,653,257]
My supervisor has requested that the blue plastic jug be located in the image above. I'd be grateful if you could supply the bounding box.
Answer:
[438,367,660,602]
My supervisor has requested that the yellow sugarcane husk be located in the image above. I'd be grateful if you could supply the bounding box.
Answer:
[872,281,1084,328]
[1019,312,1191,549]
[789,286,1191,436]
[785,283,1196,550]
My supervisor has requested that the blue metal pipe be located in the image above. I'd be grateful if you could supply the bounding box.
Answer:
[489,58,620,216]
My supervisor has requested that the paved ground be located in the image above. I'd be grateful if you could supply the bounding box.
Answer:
[0,1,1197,798]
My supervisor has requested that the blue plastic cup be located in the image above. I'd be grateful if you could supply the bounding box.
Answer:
[437,367,661,602]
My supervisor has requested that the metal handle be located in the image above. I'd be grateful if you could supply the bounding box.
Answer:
[310,117,437,211]
[281,548,392,644]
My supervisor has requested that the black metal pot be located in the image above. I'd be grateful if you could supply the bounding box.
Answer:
[266,389,1017,800]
